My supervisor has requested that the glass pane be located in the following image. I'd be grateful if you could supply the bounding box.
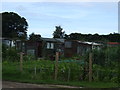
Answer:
[27,49,35,55]
[65,41,72,48]
[47,42,50,49]
[51,43,54,49]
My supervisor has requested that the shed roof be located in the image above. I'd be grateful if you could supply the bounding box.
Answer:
[107,42,120,45]
[41,38,65,43]
[77,41,102,46]
[55,38,65,43]
[41,38,58,42]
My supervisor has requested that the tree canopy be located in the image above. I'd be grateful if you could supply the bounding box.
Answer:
[2,12,28,40]
[53,26,65,38]
[64,33,120,42]
[29,33,41,41]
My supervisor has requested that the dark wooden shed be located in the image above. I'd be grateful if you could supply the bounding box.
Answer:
[64,40,101,58]
[25,38,65,60]
[25,41,42,58]
[64,40,78,57]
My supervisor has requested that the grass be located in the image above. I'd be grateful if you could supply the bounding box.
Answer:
[3,77,119,88]
[2,60,119,88]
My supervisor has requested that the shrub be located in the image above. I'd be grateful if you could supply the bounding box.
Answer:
[2,44,19,61]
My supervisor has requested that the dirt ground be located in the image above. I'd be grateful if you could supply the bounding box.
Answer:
[2,81,82,88]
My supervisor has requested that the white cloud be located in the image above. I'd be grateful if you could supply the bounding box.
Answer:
[15,5,27,11]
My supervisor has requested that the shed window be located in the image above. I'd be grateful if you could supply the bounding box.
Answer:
[47,43,50,49]
[77,46,80,54]
[47,42,54,49]
[27,49,35,56]
[51,43,54,49]
[65,41,72,48]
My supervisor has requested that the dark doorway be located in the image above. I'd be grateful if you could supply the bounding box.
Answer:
[37,42,42,57]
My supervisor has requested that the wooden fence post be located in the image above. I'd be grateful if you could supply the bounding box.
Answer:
[34,66,36,76]
[20,52,23,72]
[55,52,59,80]
[67,67,71,82]
[89,52,92,82]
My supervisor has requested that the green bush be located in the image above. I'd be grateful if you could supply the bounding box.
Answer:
[2,44,19,61]
[23,55,35,61]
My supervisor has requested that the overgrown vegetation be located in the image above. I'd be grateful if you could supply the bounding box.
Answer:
[2,44,20,61]
[2,60,119,88]
[2,45,120,88]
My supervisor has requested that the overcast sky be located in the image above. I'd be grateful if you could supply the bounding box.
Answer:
[1,2,118,38]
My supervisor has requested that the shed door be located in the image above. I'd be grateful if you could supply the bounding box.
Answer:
[38,43,42,57]
[77,46,80,54]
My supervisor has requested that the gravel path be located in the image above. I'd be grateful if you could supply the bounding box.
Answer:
[2,81,82,88]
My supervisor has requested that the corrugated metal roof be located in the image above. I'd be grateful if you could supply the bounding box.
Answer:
[55,38,65,43]
[77,41,101,46]
[41,38,65,43]
[41,38,57,42]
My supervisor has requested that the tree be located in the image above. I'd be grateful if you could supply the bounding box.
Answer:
[53,26,65,38]
[2,12,28,40]
[29,33,41,41]
[64,32,120,42]
[64,34,70,39]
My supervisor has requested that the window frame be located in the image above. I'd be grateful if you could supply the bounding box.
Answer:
[65,41,72,48]
[47,42,54,49]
